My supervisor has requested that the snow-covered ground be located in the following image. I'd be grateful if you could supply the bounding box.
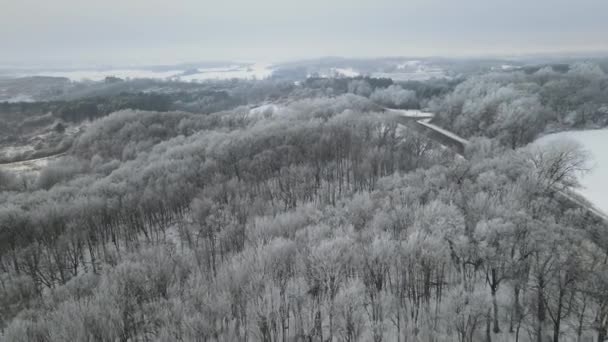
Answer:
[14,63,274,82]
[536,129,608,214]
[417,118,470,146]
[249,103,283,118]
[2,94,35,103]
[396,60,422,69]
[1,146,36,159]
[32,69,183,82]
[387,108,434,119]
[333,68,359,77]
[385,106,467,145]
[302,59,446,80]
[309,67,360,78]
[0,154,59,175]
[375,60,447,81]
[180,63,273,82]
[372,69,446,81]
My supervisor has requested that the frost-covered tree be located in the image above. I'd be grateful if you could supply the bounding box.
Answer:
[371,85,418,108]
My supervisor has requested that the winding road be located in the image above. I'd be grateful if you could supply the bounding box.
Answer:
[386,107,608,225]
[0,152,66,173]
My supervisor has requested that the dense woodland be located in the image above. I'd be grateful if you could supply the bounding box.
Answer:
[431,63,608,148]
[1,61,608,342]
[0,79,297,163]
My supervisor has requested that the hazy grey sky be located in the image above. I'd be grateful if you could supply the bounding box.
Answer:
[2,0,607,66]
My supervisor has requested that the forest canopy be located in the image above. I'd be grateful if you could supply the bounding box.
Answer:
[1,60,607,342]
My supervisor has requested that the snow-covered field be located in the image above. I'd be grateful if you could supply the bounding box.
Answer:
[33,69,183,82]
[536,129,608,214]
[5,60,452,83]
[2,94,35,103]
[15,63,274,82]
[180,63,273,82]
[308,67,360,78]
[396,60,422,69]
[372,69,446,81]
[306,61,444,80]
[333,68,359,77]
[249,103,283,118]
[375,60,447,81]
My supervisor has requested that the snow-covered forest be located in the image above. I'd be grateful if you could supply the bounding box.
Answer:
[1,58,608,342]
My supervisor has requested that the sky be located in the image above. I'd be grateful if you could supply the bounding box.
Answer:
[2,0,607,67]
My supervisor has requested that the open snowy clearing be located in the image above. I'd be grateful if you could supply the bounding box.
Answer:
[249,103,283,118]
[535,129,608,215]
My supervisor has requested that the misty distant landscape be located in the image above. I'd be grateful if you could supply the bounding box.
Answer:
[2,1,608,342]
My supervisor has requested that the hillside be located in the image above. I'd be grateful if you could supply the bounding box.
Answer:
[1,61,608,342]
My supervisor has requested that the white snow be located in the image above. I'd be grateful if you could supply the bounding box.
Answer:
[308,67,360,79]
[396,60,422,69]
[3,94,35,103]
[372,69,446,81]
[34,69,183,82]
[384,106,467,144]
[249,103,282,117]
[1,146,35,158]
[375,61,447,81]
[387,108,434,119]
[304,63,444,80]
[417,119,470,146]
[334,68,360,77]
[0,156,52,174]
[535,129,608,215]
[17,63,274,82]
[180,63,273,82]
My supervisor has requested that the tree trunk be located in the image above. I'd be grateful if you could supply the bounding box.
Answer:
[553,292,563,342]
[537,276,546,342]
[576,297,586,342]
[491,286,500,333]
[329,304,334,342]
[486,308,493,342]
